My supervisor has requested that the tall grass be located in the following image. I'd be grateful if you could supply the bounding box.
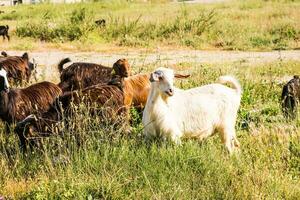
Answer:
[0,60,299,199]
[0,0,297,50]
[16,7,95,42]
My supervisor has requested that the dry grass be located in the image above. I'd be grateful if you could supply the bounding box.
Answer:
[0,0,299,51]
[0,59,299,199]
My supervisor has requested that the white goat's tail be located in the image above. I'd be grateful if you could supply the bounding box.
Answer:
[218,75,242,95]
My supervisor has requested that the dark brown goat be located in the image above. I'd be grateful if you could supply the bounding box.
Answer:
[0,68,62,125]
[57,58,131,92]
[0,52,37,85]
[0,25,9,41]
[95,19,106,27]
[281,75,300,119]
[1,51,7,58]
[15,76,127,148]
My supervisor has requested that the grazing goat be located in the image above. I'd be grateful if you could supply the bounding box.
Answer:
[57,58,131,92]
[0,68,62,125]
[0,52,37,85]
[142,67,242,154]
[95,19,106,27]
[281,75,300,119]
[1,51,7,58]
[15,76,127,148]
[0,25,9,41]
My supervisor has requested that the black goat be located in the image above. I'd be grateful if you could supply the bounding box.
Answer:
[0,25,9,41]
[95,19,106,27]
[1,51,7,57]
[281,75,300,119]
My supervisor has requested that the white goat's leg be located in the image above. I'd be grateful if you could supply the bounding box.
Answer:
[221,127,237,154]
[143,125,155,140]
[233,135,240,148]
[170,129,182,145]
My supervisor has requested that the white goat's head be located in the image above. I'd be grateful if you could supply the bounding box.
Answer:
[0,68,9,92]
[150,67,175,97]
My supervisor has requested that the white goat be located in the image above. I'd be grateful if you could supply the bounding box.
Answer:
[142,67,242,153]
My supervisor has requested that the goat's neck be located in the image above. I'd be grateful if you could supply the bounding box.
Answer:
[148,86,169,106]
[0,91,9,117]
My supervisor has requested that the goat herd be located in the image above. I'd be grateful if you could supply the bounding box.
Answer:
[0,51,298,153]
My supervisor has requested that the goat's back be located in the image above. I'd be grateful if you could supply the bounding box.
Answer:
[10,81,62,121]
[172,83,241,113]
[59,62,112,91]
[59,83,126,117]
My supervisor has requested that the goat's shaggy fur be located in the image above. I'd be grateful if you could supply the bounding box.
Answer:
[0,68,61,124]
[142,67,242,153]
[15,76,127,147]
[57,58,131,92]
[281,75,300,119]
[123,74,151,109]
[0,52,36,85]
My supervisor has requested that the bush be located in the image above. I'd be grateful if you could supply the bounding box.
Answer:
[16,7,94,42]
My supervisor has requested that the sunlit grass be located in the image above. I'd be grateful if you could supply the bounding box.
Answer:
[0,0,299,51]
[0,59,299,199]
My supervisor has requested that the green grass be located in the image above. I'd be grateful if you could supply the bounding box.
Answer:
[0,60,299,199]
[0,0,299,51]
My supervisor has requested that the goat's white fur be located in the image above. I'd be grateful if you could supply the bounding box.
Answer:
[142,67,242,153]
[0,68,10,89]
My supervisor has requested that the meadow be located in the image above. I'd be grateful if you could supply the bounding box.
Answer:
[0,0,299,199]
[0,59,299,199]
[0,0,299,51]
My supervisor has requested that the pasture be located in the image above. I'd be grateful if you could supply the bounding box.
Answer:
[0,0,299,199]
[0,0,299,51]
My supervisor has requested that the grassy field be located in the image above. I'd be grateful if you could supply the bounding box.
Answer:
[0,0,299,51]
[0,59,299,199]
[0,0,300,199]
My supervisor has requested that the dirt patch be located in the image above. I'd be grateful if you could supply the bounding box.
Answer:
[176,0,230,3]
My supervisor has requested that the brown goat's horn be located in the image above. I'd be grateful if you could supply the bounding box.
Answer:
[174,74,190,79]
[17,114,37,127]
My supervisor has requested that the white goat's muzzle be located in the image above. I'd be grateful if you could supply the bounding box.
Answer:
[165,88,174,96]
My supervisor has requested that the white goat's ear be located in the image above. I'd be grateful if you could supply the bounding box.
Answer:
[150,73,158,82]
[150,71,163,82]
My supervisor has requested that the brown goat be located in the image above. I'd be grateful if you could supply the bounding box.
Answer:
[0,68,62,125]
[0,52,36,85]
[281,75,300,119]
[123,74,151,109]
[15,76,127,148]
[57,58,131,92]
